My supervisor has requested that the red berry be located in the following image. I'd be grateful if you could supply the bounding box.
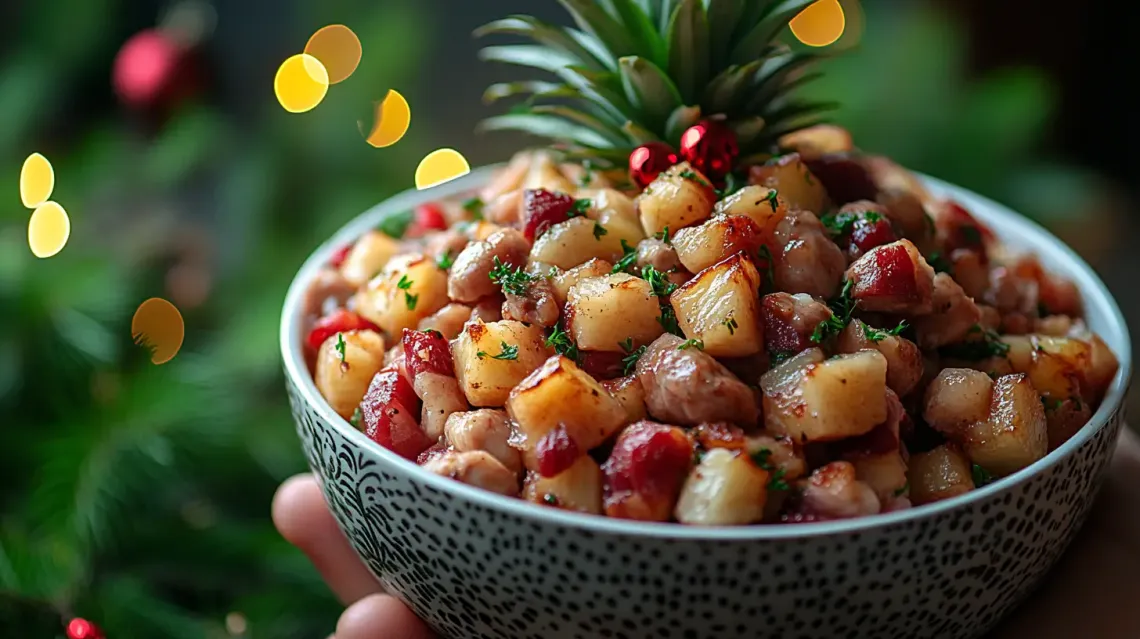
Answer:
[414,203,448,232]
[362,367,430,460]
[536,424,581,477]
[329,243,353,269]
[848,215,898,255]
[306,309,379,352]
[577,351,626,381]
[402,328,455,379]
[522,189,576,242]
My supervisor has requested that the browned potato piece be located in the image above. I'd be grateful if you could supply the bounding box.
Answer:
[744,434,807,482]
[521,152,577,194]
[674,449,769,525]
[522,456,604,514]
[1004,335,1090,403]
[1043,396,1092,451]
[1081,333,1120,402]
[421,450,520,497]
[747,153,829,214]
[922,368,994,438]
[529,217,625,269]
[355,254,450,336]
[339,230,402,287]
[670,253,764,357]
[850,451,909,503]
[712,186,788,244]
[601,375,648,424]
[962,373,1047,476]
[417,303,474,340]
[637,162,717,236]
[907,444,975,506]
[672,215,763,275]
[567,274,664,352]
[835,319,924,397]
[552,258,613,306]
[315,329,387,420]
[778,124,854,160]
[453,319,550,406]
[508,355,627,464]
[761,348,888,442]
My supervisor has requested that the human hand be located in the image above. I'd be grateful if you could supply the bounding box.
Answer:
[274,430,1140,639]
[272,474,436,639]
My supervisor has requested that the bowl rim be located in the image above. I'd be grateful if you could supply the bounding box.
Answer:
[280,164,1133,540]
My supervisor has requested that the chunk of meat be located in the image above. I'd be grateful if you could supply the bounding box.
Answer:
[602,421,694,521]
[802,153,879,205]
[303,268,357,319]
[912,273,982,348]
[800,461,881,519]
[983,266,1039,316]
[634,334,758,427]
[826,201,898,262]
[421,450,520,497]
[501,275,560,327]
[447,229,530,302]
[413,371,468,441]
[772,209,846,298]
[845,239,936,314]
[876,188,935,252]
[761,292,833,357]
[483,189,523,226]
[470,297,504,324]
[932,199,991,257]
[444,409,521,475]
[418,303,475,340]
[636,237,683,274]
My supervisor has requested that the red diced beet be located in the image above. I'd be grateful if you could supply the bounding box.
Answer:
[522,189,576,242]
[578,351,626,381]
[329,243,353,269]
[414,203,448,232]
[535,424,581,478]
[362,367,430,460]
[402,328,455,379]
[848,216,897,254]
[306,309,379,352]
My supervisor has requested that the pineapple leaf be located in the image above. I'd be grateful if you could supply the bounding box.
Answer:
[619,56,683,132]
[665,104,703,144]
[557,66,637,126]
[666,0,711,104]
[531,105,629,145]
[704,0,745,68]
[483,81,567,104]
[557,0,641,58]
[479,45,579,75]
[478,113,616,149]
[622,120,662,145]
[729,115,767,146]
[729,0,814,65]
[566,28,621,72]
[633,0,660,26]
[604,0,667,66]
[703,58,766,114]
[745,51,822,113]
[764,99,839,126]
[475,16,608,71]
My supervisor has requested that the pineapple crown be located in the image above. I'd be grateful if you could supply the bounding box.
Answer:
[475,0,838,169]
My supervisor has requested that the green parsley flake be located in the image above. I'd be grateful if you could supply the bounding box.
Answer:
[611,239,639,274]
[349,406,363,428]
[677,338,704,351]
[436,250,455,271]
[477,341,519,361]
[939,324,1010,360]
[654,226,671,245]
[545,326,578,362]
[641,265,678,298]
[678,169,711,189]
[724,315,739,335]
[621,343,648,376]
[971,464,992,487]
[894,482,909,497]
[489,257,536,297]
[462,197,485,221]
[593,222,608,240]
[765,189,780,212]
[862,320,908,343]
[335,333,347,365]
[569,199,593,218]
[810,279,855,343]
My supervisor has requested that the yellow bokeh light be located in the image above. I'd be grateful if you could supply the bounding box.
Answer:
[27,201,71,258]
[304,24,362,85]
[361,89,412,148]
[20,153,55,209]
[790,0,846,47]
[415,149,471,190]
[131,297,186,365]
[274,53,330,113]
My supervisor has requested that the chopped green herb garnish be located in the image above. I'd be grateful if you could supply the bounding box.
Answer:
[641,265,678,298]
[1041,395,1062,411]
[489,257,536,296]
[961,225,982,245]
[477,341,519,361]
[927,251,953,275]
[397,275,418,310]
[810,279,856,343]
[462,197,485,221]
[612,239,639,274]
[751,448,773,469]
[724,315,739,335]
[716,172,746,198]
[894,482,909,497]
[335,333,347,365]
[940,324,1010,360]
[578,161,596,187]
[677,338,704,351]
[542,493,559,506]
[404,292,419,310]
[619,337,634,352]
[769,350,794,366]
[820,210,881,237]
[971,464,992,487]
[593,222,608,240]
[757,244,775,293]
[752,449,790,489]
[545,326,578,362]
[436,250,455,271]
[765,189,780,212]
[657,305,683,336]
[654,226,671,245]
[862,320,908,343]
[569,199,592,218]
[425,329,444,339]
[349,406,363,428]
[377,209,414,239]
[621,342,648,376]
[397,275,413,290]
[678,169,712,189]
[767,468,790,491]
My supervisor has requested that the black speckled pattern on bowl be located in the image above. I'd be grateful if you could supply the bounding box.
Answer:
[282,168,1132,639]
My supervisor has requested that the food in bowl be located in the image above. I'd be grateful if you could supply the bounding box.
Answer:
[299,136,1119,527]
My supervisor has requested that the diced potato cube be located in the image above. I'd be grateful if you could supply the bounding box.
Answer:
[530,217,624,270]
[597,207,647,248]
[354,254,450,337]
[907,444,975,506]
[712,186,788,245]
[674,449,769,525]
[849,451,908,503]
[922,368,994,438]
[522,456,604,514]
[747,153,829,214]
[670,253,763,357]
[673,215,763,275]
[453,319,550,407]
[552,258,613,307]
[636,162,716,237]
[761,348,888,442]
[601,375,647,424]
[340,230,402,286]
[507,355,627,460]
[568,274,664,352]
[1081,333,1120,403]
[1018,336,1090,402]
[778,124,854,160]
[314,330,387,420]
[961,373,1047,476]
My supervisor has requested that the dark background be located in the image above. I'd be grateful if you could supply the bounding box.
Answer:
[1,0,1136,637]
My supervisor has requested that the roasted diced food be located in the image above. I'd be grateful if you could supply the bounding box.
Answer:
[303,140,1118,525]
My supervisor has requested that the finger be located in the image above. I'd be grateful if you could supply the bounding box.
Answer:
[335,594,437,639]
[272,474,383,604]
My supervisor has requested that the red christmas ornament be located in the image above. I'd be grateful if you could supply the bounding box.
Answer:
[113,30,181,109]
[67,618,105,639]
[679,120,739,182]
[628,142,679,188]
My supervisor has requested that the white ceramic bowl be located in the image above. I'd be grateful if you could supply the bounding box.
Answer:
[281,167,1131,639]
